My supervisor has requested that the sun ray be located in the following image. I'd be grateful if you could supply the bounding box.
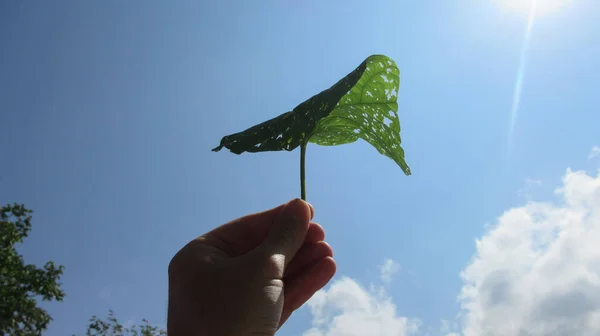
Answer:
[495,0,570,16]
[507,0,537,151]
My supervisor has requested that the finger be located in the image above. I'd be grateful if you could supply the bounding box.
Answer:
[205,201,314,257]
[284,241,333,278]
[202,203,285,256]
[257,199,312,270]
[307,202,315,219]
[305,222,325,244]
[280,257,337,327]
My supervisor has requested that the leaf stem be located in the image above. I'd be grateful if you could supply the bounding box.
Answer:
[300,142,307,201]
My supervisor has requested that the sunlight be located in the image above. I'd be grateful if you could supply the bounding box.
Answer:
[502,0,573,154]
[507,0,537,148]
[495,0,570,16]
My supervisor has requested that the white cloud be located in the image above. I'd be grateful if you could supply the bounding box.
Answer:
[303,276,420,336]
[380,259,401,283]
[456,166,600,336]
[589,146,600,160]
[440,320,460,336]
[517,177,542,201]
[302,150,600,336]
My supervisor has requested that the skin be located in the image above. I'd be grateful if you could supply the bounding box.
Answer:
[167,199,336,335]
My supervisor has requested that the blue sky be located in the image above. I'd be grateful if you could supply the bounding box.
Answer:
[1,1,599,335]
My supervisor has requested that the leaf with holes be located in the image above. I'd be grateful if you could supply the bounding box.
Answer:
[212,54,411,200]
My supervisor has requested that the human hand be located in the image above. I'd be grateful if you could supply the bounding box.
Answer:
[167,199,336,336]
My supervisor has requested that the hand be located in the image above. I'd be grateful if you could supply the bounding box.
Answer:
[167,199,336,335]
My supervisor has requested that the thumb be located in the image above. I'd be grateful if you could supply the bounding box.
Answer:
[257,199,313,270]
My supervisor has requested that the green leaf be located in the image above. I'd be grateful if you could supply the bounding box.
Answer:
[212,54,410,175]
[1,203,65,336]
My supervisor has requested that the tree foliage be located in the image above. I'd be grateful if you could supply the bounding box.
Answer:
[0,203,66,335]
[0,203,164,335]
[82,310,166,336]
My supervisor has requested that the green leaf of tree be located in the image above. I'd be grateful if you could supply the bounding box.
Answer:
[0,203,66,336]
[212,54,411,199]
[79,310,166,336]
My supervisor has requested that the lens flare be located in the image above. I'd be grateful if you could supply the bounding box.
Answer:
[507,0,537,147]
[494,0,570,16]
